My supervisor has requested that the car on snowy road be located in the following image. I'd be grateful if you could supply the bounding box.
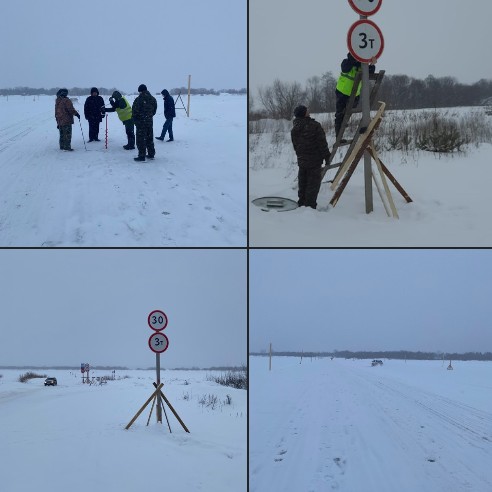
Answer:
[44,377,57,386]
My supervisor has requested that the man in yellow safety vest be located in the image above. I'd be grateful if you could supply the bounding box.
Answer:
[335,52,375,141]
[102,90,135,150]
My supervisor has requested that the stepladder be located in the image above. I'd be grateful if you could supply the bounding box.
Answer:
[322,70,385,182]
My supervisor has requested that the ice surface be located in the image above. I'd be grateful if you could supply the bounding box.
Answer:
[0,94,246,246]
[250,356,492,492]
[0,368,246,491]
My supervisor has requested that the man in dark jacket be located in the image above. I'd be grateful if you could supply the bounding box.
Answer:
[335,52,375,140]
[156,89,176,142]
[291,105,331,209]
[55,88,80,151]
[84,87,105,142]
[102,90,135,150]
[132,84,157,161]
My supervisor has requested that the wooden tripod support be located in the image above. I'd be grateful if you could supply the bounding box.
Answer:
[125,382,190,433]
[125,383,163,430]
[328,102,412,216]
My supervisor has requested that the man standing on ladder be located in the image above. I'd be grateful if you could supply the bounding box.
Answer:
[334,52,375,142]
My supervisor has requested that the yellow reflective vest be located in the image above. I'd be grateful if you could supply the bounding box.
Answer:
[336,66,362,97]
[116,96,132,122]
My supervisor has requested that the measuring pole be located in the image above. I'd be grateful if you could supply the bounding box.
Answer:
[156,353,162,423]
[360,14,373,214]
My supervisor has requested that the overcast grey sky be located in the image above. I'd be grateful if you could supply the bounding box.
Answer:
[0,249,246,368]
[0,0,246,93]
[250,250,492,354]
[250,0,492,95]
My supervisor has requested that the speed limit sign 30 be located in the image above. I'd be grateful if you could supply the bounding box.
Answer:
[148,332,169,353]
[148,310,168,331]
[348,0,383,17]
[347,19,384,63]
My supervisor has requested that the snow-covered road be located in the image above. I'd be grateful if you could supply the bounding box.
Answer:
[0,369,246,491]
[250,357,492,492]
[0,94,246,246]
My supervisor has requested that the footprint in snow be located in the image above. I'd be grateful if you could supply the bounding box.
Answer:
[274,450,287,463]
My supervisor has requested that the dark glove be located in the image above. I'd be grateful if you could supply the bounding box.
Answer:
[101,106,106,115]
[57,125,59,129]
[76,113,80,120]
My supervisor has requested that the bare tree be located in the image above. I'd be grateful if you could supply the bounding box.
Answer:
[320,72,337,112]
[305,76,323,113]
[258,79,306,119]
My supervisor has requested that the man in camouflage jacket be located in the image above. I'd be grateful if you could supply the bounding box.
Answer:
[291,105,331,209]
[55,88,80,151]
[132,84,157,161]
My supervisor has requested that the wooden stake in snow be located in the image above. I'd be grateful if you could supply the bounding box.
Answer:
[447,360,453,370]
[329,102,412,215]
[269,343,272,371]
[187,75,191,117]
[125,383,163,430]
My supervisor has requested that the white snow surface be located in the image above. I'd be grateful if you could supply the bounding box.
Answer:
[0,94,246,246]
[0,369,246,491]
[250,356,492,492]
[249,111,492,247]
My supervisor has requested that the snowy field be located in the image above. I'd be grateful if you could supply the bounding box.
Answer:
[0,94,246,246]
[0,368,246,491]
[249,108,492,247]
[250,356,492,492]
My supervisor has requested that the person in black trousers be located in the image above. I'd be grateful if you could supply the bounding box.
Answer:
[84,87,105,142]
[291,105,331,209]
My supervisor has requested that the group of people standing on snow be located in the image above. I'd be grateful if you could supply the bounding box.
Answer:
[54,84,176,162]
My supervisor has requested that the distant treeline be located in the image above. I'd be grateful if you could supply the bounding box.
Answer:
[0,364,246,370]
[0,86,246,96]
[140,365,246,371]
[249,350,492,361]
[0,365,129,370]
[251,73,492,120]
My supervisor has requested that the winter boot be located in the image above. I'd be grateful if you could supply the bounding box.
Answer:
[134,156,145,162]
[123,144,135,150]
[155,136,164,141]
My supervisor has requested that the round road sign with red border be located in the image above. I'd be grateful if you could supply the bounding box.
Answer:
[347,19,384,63]
[148,310,168,331]
[148,332,169,353]
[348,0,382,17]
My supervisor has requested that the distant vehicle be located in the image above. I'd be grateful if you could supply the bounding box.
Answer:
[371,360,383,367]
[44,377,57,386]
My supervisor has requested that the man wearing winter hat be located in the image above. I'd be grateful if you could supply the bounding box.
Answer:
[84,87,105,142]
[55,88,80,151]
[102,90,135,150]
[291,105,331,209]
[131,84,157,161]
[335,52,376,140]
[156,89,176,142]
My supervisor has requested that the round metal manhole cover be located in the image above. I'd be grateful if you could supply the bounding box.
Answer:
[252,197,299,212]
